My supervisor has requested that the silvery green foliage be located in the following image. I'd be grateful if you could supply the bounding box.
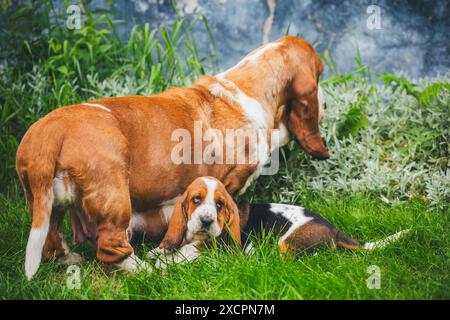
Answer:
[292,72,449,210]
[83,74,154,98]
[82,72,195,99]
[425,171,450,211]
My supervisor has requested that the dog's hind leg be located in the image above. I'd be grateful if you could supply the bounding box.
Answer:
[41,207,84,265]
[78,173,151,273]
[278,221,337,254]
[41,208,66,260]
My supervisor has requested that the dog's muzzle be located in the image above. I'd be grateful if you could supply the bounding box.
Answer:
[187,204,221,237]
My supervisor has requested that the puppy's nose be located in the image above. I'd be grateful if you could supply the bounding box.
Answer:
[200,216,213,227]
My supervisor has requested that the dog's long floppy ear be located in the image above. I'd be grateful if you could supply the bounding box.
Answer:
[221,194,241,248]
[159,191,188,250]
[288,65,330,160]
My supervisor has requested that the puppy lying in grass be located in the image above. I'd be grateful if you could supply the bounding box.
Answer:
[145,176,408,269]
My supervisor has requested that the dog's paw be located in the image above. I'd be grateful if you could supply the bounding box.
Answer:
[147,247,174,260]
[58,252,84,265]
[148,248,175,270]
[244,241,255,255]
[115,254,153,273]
[154,258,170,270]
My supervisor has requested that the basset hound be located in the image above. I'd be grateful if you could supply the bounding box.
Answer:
[145,177,408,268]
[17,36,330,279]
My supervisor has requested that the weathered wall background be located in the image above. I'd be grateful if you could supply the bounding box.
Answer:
[91,0,449,77]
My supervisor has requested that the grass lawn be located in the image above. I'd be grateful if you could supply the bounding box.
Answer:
[1,190,448,300]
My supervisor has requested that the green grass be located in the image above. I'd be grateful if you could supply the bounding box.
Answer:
[0,189,448,299]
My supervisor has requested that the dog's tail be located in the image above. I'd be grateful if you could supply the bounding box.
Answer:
[362,229,410,250]
[16,122,63,280]
[335,229,410,251]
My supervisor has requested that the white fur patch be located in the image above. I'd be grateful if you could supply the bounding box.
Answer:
[147,247,166,260]
[317,84,325,121]
[363,229,410,250]
[274,121,290,151]
[238,168,259,196]
[175,243,200,262]
[25,191,53,280]
[233,87,269,129]
[161,205,175,223]
[209,83,235,100]
[238,130,271,196]
[268,204,314,245]
[201,177,218,205]
[152,243,201,269]
[130,213,148,233]
[213,40,283,129]
[218,42,282,77]
[244,241,255,255]
[116,254,152,273]
[82,103,111,112]
[25,226,49,280]
[210,78,269,129]
[53,172,76,206]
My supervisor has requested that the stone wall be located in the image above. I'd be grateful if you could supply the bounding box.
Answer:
[79,0,450,77]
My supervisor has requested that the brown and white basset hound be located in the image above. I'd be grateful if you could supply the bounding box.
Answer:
[16,36,330,279]
[146,177,408,269]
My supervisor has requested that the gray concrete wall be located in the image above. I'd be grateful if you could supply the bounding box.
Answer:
[95,0,450,77]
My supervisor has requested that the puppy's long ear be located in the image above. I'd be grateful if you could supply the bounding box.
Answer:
[222,194,241,248]
[159,191,188,250]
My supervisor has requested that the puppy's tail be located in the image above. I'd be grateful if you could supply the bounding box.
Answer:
[335,229,410,251]
[362,229,410,250]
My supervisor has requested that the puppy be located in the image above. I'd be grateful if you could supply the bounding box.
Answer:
[145,177,408,268]
[146,176,241,268]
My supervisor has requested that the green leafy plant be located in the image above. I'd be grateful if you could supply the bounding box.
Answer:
[377,73,420,98]
[376,73,450,107]
[337,105,369,139]
[418,82,450,106]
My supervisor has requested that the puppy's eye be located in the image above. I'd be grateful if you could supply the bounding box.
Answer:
[192,196,201,204]
[216,200,224,209]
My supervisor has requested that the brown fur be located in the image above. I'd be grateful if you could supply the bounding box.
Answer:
[42,208,66,260]
[279,221,362,254]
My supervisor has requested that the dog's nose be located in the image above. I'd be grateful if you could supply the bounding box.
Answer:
[200,216,213,227]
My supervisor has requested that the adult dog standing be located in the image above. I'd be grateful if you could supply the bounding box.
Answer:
[16,36,329,279]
